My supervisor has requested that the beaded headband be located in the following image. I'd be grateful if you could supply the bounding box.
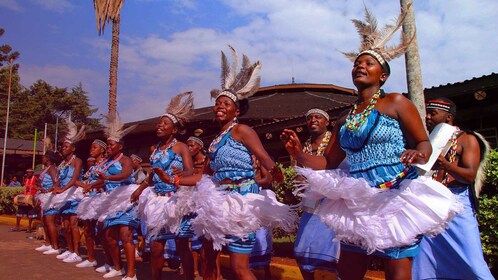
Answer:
[426,100,457,115]
[130,154,143,163]
[306,109,330,121]
[162,113,179,125]
[92,139,107,149]
[187,136,204,148]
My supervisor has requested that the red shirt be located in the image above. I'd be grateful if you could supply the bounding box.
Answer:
[24,176,37,196]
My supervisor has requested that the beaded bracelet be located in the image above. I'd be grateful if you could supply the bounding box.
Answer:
[269,165,284,184]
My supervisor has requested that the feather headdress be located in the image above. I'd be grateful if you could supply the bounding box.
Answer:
[342,5,412,75]
[162,91,195,128]
[210,45,262,103]
[101,112,137,143]
[64,118,86,145]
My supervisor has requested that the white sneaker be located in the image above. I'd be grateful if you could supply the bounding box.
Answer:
[122,275,137,280]
[95,264,112,273]
[56,250,72,260]
[103,268,124,278]
[35,244,52,252]
[43,248,60,255]
[76,259,97,268]
[63,252,82,263]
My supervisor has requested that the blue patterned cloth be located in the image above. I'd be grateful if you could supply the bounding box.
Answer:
[209,135,255,182]
[147,145,194,240]
[294,211,340,272]
[103,158,138,229]
[339,109,420,259]
[58,165,81,215]
[412,187,494,279]
[41,169,58,216]
[340,109,418,187]
[209,131,259,254]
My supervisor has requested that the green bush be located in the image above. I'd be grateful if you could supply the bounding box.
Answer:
[272,164,300,239]
[480,149,498,272]
[0,186,24,214]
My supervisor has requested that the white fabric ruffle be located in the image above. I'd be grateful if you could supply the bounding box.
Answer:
[96,184,139,222]
[137,186,196,238]
[295,167,463,254]
[36,187,84,211]
[76,193,104,220]
[190,176,298,250]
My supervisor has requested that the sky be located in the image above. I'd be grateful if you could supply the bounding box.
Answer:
[0,0,497,122]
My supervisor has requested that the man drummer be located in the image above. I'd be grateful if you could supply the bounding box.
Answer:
[412,97,494,279]
[12,169,38,232]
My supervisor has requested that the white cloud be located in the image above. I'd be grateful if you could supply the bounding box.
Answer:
[31,0,75,13]
[25,0,497,122]
[0,0,23,11]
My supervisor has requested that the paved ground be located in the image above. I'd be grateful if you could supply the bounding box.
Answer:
[0,223,213,280]
[0,216,384,279]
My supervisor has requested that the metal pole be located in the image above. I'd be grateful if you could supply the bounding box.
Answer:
[1,59,14,186]
[54,116,59,152]
[43,123,47,155]
[32,128,37,169]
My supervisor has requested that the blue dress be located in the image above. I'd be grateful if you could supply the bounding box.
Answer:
[412,187,494,279]
[102,159,139,229]
[147,146,194,241]
[41,169,58,216]
[339,109,420,259]
[209,132,259,255]
[58,165,81,215]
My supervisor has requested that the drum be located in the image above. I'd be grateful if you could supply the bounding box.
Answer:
[13,194,34,207]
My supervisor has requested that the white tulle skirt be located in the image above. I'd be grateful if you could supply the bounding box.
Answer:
[137,186,196,238]
[76,193,104,221]
[295,167,463,254]
[96,184,139,222]
[188,176,298,250]
[36,186,84,211]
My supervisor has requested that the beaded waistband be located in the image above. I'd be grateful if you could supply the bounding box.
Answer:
[220,179,255,190]
[378,168,410,189]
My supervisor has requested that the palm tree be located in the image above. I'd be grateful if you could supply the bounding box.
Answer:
[93,0,125,117]
[400,0,426,124]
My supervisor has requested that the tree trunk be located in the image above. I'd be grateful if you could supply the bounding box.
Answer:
[108,15,120,117]
[400,0,426,125]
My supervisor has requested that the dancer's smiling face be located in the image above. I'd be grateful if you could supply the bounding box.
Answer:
[213,96,239,123]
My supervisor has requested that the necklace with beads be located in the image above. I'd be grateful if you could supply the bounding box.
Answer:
[58,155,76,171]
[303,131,332,156]
[345,89,382,131]
[150,138,177,162]
[209,118,238,154]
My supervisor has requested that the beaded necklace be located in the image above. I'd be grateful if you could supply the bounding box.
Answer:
[303,131,332,156]
[39,165,52,179]
[58,154,76,171]
[150,138,177,162]
[83,157,106,180]
[209,119,238,154]
[102,153,124,174]
[432,127,461,185]
[345,89,382,131]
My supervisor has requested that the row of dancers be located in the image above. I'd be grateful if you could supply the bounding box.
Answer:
[28,6,494,280]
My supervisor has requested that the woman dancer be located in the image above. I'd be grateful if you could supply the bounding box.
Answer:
[130,91,196,280]
[35,148,62,255]
[95,112,138,280]
[75,139,107,268]
[281,7,461,280]
[166,46,291,280]
[54,119,85,263]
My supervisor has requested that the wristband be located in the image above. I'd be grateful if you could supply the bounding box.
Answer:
[173,175,180,188]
